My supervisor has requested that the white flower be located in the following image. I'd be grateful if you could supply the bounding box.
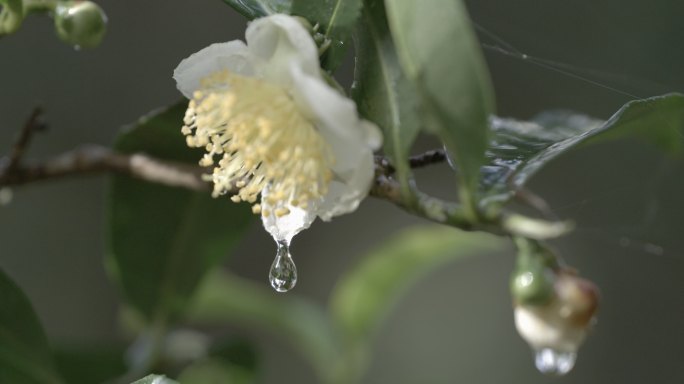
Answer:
[173,14,381,242]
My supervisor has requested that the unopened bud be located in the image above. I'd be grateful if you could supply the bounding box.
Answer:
[514,272,599,375]
[54,1,107,49]
[511,264,555,306]
[510,237,557,306]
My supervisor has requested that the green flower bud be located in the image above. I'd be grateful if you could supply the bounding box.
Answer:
[510,237,557,306]
[511,263,555,306]
[54,1,107,49]
[514,272,599,375]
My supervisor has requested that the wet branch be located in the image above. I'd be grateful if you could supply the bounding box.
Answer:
[0,129,468,229]
[1,109,564,238]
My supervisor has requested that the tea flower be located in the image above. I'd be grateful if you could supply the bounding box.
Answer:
[173,14,381,242]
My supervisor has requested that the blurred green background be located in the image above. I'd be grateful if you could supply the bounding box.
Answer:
[1,0,683,383]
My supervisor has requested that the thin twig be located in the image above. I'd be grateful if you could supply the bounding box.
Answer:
[409,149,447,169]
[2,107,46,177]
[381,149,448,175]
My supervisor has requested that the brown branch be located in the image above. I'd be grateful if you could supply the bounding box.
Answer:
[0,139,476,228]
[0,142,567,238]
[0,144,209,191]
[0,110,556,238]
[0,133,447,196]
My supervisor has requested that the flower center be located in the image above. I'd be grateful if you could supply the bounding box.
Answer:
[182,70,334,217]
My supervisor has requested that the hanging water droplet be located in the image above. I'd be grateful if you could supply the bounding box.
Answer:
[534,348,576,376]
[269,240,297,292]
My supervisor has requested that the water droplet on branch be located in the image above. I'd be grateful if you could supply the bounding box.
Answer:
[534,348,576,376]
[269,240,297,292]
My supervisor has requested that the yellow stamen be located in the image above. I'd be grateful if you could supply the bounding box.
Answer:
[182,70,334,216]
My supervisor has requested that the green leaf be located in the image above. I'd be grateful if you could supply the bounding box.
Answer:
[329,226,505,380]
[479,93,684,208]
[177,359,255,384]
[352,0,419,198]
[384,0,495,214]
[221,0,292,20]
[0,268,63,384]
[187,271,338,383]
[53,345,126,384]
[131,375,178,384]
[106,102,254,323]
[291,0,363,70]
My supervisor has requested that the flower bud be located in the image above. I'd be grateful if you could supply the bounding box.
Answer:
[54,1,107,49]
[514,272,599,375]
[510,237,557,306]
[510,263,555,306]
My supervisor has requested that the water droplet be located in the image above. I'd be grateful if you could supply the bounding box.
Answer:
[534,348,576,376]
[73,45,81,51]
[269,240,297,292]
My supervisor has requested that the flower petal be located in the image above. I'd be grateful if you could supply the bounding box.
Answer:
[287,65,381,220]
[289,64,382,149]
[173,41,258,98]
[246,14,319,86]
[317,149,376,221]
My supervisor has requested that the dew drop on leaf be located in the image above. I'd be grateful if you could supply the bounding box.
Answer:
[269,240,297,293]
[534,348,576,376]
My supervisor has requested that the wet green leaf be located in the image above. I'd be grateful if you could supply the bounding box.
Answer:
[352,0,419,198]
[107,102,254,323]
[221,0,292,19]
[385,0,495,214]
[480,93,684,208]
[292,0,362,70]
[0,268,63,384]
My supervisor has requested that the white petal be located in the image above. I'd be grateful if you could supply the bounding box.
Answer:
[287,65,380,221]
[289,64,382,148]
[246,15,319,86]
[317,149,376,221]
[173,41,258,98]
